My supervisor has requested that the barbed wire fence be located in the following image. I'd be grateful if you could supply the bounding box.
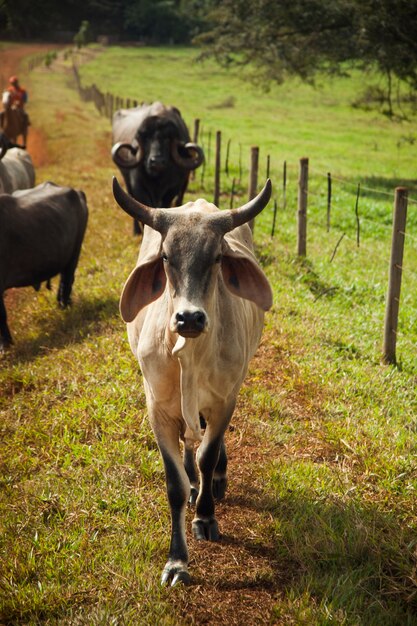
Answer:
[294,158,416,367]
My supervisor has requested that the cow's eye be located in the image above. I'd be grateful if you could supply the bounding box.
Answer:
[162,252,168,262]
[215,254,222,264]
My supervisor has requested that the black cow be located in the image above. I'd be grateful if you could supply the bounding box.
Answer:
[0,130,25,158]
[0,182,88,350]
[111,101,204,234]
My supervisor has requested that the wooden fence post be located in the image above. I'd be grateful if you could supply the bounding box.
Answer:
[271,199,278,238]
[297,157,309,256]
[191,119,200,181]
[213,130,221,206]
[327,172,332,232]
[230,177,236,210]
[225,139,231,176]
[207,130,212,166]
[383,187,408,365]
[193,118,200,144]
[355,183,361,247]
[283,161,287,211]
[248,146,259,231]
[109,94,114,121]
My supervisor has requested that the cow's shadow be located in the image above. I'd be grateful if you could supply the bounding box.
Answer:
[3,292,120,364]
[190,482,417,622]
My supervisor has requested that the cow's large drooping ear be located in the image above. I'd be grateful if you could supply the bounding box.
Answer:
[120,258,166,322]
[221,254,273,311]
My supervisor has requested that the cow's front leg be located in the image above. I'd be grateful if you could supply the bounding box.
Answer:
[183,441,199,505]
[0,295,13,351]
[192,423,227,541]
[155,422,191,586]
[213,437,228,501]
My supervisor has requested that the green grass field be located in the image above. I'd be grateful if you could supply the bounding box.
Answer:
[1,43,417,625]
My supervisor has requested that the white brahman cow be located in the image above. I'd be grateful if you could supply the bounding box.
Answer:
[0,130,34,193]
[113,177,273,586]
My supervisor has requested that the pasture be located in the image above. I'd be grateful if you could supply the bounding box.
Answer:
[1,43,417,625]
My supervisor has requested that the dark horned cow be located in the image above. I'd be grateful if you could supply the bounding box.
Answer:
[0,130,25,157]
[111,101,204,234]
[113,176,273,585]
[0,182,88,350]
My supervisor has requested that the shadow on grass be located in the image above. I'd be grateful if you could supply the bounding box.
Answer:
[204,485,417,625]
[359,175,417,196]
[1,473,416,625]
[8,293,120,363]
[336,175,417,202]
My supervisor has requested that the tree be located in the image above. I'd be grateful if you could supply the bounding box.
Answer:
[0,0,213,44]
[74,20,92,49]
[0,0,126,40]
[195,0,357,83]
[195,0,417,113]
[354,0,417,114]
[123,0,209,44]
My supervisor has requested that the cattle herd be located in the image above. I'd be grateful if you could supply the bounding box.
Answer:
[1,98,273,585]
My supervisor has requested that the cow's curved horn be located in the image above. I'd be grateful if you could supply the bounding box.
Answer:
[171,141,204,170]
[111,142,143,169]
[231,179,272,228]
[113,177,154,224]
[209,179,272,233]
[113,177,169,232]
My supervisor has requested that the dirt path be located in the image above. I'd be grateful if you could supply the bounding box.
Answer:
[0,43,59,166]
[0,43,59,316]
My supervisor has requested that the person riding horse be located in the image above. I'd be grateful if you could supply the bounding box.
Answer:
[0,76,30,146]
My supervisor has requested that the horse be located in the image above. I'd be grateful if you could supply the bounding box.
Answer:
[0,91,28,146]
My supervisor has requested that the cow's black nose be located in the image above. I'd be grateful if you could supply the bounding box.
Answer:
[148,155,166,172]
[176,311,206,336]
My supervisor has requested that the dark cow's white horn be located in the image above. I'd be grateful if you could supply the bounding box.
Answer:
[111,142,143,169]
[171,141,204,170]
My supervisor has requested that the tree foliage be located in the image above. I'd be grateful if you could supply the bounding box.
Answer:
[1,0,417,112]
[123,0,209,44]
[74,20,92,49]
[196,0,357,83]
[195,0,417,107]
[0,0,214,43]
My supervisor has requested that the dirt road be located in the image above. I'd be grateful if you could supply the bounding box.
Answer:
[0,43,61,166]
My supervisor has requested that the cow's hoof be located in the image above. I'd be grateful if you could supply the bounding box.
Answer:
[192,517,220,541]
[0,339,13,352]
[213,476,227,501]
[161,561,190,587]
[189,486,198,506]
